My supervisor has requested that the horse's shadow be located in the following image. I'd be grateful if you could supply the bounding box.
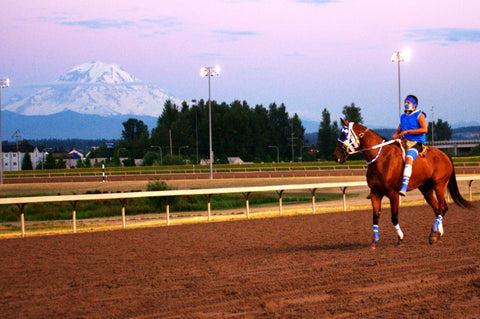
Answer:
[305,242,369,251]
[266,242,370,254]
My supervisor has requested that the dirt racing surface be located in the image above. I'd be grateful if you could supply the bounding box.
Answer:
[1,202,479,318]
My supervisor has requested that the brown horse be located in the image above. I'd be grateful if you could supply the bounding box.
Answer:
[333,119,472,247]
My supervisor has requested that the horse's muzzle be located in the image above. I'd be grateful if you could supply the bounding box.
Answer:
[333,145,348,164]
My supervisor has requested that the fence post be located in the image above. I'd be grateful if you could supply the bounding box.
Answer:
[312,188,317,214]
[70,201,78,233]
[468,180,473,201]
[21,213,25,237]
[341,187,348,212]
[207,194,212,221]
[166,197,170,226]
[244,192,251,219]
[17,204,26,238]
[277,190,284,216]
[119,199,127,229]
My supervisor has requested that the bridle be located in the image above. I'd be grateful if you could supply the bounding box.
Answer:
[338,122,398,165]
[337,122,368,155]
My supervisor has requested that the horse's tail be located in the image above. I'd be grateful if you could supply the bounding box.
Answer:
[447,158,474,209]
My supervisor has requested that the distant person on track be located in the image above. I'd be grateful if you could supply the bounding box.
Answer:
[392,94,428,196]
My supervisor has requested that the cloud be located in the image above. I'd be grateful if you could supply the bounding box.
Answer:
[140,16,182,28]
[138,16,183,37]
[285,51,306,57]
[61,19,136,29]
[296,0,338,3]
[193,52,225,59]
[212,29,259,42]
[406,28,480,44]
[45,15,181,34]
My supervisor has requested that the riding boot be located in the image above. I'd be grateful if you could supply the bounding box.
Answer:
[399,164,412,196]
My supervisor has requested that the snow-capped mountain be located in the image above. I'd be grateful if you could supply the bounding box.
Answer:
[4,62,183,116]
[58,62,140,84]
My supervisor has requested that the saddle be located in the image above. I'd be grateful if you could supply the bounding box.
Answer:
[398,139,428,161]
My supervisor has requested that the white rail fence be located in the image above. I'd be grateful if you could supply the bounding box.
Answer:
[1,176,478,237]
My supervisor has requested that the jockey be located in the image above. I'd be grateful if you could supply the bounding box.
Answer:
[392,94,428,196]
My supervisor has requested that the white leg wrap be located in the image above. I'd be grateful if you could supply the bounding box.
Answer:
[394,224,404,240]
[434,215,444,235]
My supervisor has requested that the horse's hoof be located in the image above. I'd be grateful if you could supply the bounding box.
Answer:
[429,231,438,245]
[436,233,443,243]
[370,242,377,250]
[396,238,403,246]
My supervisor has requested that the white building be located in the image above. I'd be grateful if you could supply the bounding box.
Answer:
[2,145,44,171]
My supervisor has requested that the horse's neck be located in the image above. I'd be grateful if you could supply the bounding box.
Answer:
[360,131,384,148]
[360,131,391,163]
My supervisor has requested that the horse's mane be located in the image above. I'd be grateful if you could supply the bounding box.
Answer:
[370,128,391,142]
[355,123,392,142]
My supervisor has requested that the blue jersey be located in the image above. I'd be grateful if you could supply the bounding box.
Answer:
[400,109,427,144]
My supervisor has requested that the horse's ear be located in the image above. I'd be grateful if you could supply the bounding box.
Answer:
[340,118,348,127]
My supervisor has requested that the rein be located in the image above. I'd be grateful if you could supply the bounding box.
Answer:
[358,138,397,166]
[349,139,399,155]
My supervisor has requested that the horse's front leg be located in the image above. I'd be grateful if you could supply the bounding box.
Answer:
[389,192,404,245]
[370,192,382,249]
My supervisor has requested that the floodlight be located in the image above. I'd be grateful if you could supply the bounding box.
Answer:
[0,78,9,88]
[199,66,221,179]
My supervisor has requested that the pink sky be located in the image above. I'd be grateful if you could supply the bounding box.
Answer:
[1,0,480,127]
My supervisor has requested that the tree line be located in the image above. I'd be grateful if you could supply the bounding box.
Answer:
[107,100,376,165]
[109,99,307,165]
[81,100,458,166]
[15,99,459,169]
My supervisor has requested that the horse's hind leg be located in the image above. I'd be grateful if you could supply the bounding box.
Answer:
[434,182,449,217]
[432,182,449,241]
[419,183,441,212]
[419,183,447,244]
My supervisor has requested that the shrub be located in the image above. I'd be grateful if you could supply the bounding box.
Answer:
[162,154,184,165]
[146,179,178,209]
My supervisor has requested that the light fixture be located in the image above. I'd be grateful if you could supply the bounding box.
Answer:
[0,78,11,184]
[200,66,221,179]
[391,49,411,117]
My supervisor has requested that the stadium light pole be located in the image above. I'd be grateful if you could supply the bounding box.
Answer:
[191,99,199,164]
[391,49,411,118]
[0,78,10,184]
[200,66,220,179]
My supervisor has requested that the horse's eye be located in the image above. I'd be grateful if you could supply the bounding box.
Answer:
[339,132,347,141]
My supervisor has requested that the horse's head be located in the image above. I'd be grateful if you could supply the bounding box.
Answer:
[333,119,362,163]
